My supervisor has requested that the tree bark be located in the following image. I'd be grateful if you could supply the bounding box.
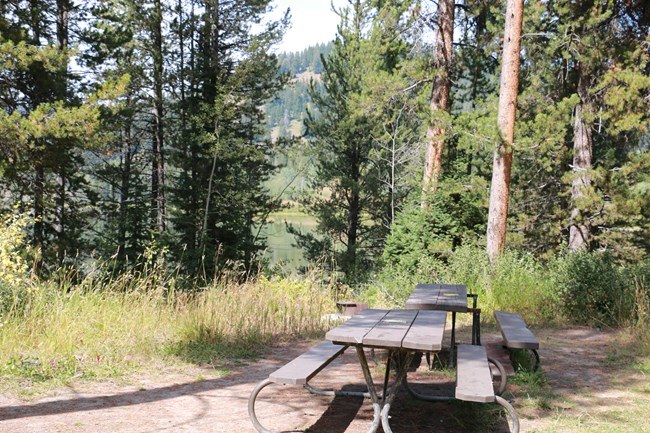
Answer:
[54,0,70,265]
[568,68,593,251]
[422,0,454,204]
[151,0,166,233]
[118,115,133,262]
[486,0,524,264]
[33,156,44,253]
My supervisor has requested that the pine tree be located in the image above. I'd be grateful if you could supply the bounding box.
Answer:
[82,0,164,264]
[294,0,419,283]
[167,0,289,277]
[510,0,650,258]
[0,0,126,269]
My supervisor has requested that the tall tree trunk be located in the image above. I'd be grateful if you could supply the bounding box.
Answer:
[199,0,221,266]
[54,0,70,265]
[346,189,360,282]
[486,0,524,263]
[30,0,43,263]
[54,167,65,264]
[33,157,44,255]
[569,68,593,251]
[422,0,454,204]
[151,0,166,233]
[118,117,133,262]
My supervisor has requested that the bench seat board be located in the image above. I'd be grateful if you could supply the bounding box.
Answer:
[269,341,347,385]
[455,345,495,403]
[402,310,447,352]
[494,311,539,350]
[326,309,389,345]
[362,310,417,348]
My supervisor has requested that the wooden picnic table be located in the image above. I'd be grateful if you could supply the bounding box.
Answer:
[250,306,518,433]
[326,308,447,433]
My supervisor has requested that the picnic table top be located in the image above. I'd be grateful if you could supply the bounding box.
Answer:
[325,308,446,352]
[405,283,469,312]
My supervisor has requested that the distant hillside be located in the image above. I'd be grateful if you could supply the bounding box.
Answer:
[278,42,332,75]
[265,43,332,202]
[266,43,332,137]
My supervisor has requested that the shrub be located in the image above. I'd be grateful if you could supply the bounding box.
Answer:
[551,251,634,327]
[381,185,486,276]
[621,262,650,339]
[0,212,33,318]
[381,201,459,274]
[443,246,556,324]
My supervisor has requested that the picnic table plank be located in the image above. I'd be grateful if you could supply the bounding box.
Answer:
[402,310,447,351]
[325,309,389,344]
[455,344,495,403]
[362,310,417,348]
[269,341,347,385]
[406,283,468,312]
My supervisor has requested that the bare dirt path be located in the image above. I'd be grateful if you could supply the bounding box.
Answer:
[0,327,647,433]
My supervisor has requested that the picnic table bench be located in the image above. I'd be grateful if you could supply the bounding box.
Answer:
[248,340,373,433]
[455,344,519,429]
[494,310,540,370]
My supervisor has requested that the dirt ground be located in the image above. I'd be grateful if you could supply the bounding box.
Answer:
[0,326,646,433]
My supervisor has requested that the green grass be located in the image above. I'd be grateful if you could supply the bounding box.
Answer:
[0,269,337,397]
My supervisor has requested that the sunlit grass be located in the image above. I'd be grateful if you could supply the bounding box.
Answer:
[0,266,336,397]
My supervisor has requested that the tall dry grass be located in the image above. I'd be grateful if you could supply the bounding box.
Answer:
[0,262,337,388]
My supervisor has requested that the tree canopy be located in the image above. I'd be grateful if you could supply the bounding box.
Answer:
[0,0,648,284]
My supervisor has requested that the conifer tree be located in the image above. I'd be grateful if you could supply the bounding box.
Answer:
[295,0,418,283]
[167,0,289,276]
[511,0,650,258]
[0,0,126,269]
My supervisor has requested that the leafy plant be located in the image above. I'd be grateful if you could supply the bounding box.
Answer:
[0,212,33,318]
[552,252,629,327]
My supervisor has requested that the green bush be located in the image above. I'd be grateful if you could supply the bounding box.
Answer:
[381,200,460,274]
[442,246,556,323]
[0,212,33,318]
[551,251,637,327]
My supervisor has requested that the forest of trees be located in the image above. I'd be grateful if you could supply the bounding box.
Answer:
[1,0,649,286]
[1,0,290,278]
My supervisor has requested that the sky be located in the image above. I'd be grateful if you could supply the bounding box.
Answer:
[270,0,347,53]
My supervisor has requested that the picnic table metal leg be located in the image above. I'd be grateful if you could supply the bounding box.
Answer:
[467,294,481,345]
[531,349,540,371]
[488,356,507,396]
[450,311,457,366]
[355,346,382,433]
[355,347,416,433]
[402,372,453,402]
[248,379,277,433]
[379,351,415,433]
[475,309,481,345]
[496,395,520,433]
